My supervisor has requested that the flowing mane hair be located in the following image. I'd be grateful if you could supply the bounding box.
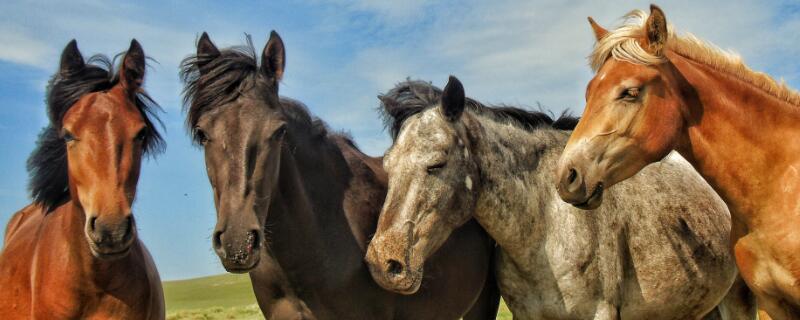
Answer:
[28,55,165,212]
[379,80,578,140]
[180,35,354,147]
[591,9,800,105]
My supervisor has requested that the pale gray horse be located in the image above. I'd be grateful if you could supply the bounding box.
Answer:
[365,77,755,320]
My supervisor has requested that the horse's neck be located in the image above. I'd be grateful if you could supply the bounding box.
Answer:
[268,139,371,289]
[269,147,326,268]
[668,53,800,226]
[470,116,565,256]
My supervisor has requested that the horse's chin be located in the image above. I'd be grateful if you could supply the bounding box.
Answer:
[88,243,132,261]
[389,277,422,295]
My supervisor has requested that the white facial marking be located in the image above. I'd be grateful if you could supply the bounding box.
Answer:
[465,176,473,191]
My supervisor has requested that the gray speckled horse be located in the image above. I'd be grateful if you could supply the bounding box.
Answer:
[365,77,756,320]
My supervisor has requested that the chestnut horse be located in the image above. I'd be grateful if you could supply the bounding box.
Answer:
[0,40,165,319]
[181,32,499,319]
[555,5,800,319]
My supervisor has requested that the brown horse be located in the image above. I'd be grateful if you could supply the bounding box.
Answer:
[555,5,800,319]
[181,32,499,319]
[0,40,165,319]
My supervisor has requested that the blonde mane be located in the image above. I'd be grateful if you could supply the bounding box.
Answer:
[590,9,800,106]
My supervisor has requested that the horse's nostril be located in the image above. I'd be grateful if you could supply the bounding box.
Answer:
[567,168,578,184]
[124,216,134,238]
[247,230,260,252]
[386,259,403,276]
[213,231,223,249]
[89,216,98,232]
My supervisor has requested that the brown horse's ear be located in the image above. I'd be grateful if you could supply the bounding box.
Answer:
[261,30,285,85]
[59,39,85,76]
[588,17,608,41]
[120,39,146,94]
[644,4,668,55]
[440,76,465,122]
[197,32,220,71]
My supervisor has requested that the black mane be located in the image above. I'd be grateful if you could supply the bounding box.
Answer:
[181,36,267,141]
[379,80,578,140]
[181,35,356,147]
[28,54,164,212]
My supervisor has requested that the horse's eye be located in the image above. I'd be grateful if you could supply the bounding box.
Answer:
[134,128,148,142]
[194,127,210,145]
[271,125,287,140]
[426,162,447,174]
[63,130,77,142]
[619,87,641,101]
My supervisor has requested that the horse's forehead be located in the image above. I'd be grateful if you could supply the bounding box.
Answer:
[203,99,279,130]
[64,90,142,131]
[399,111,451,147]
[598,60,657,84]
[388,111,452,164]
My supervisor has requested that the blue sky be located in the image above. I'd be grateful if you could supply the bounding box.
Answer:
[0,0,798,280]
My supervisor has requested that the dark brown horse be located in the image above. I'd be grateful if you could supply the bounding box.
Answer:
[0,40,165,318]
[181,32,499,319]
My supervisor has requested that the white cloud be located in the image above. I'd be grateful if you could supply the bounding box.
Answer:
[309,0,435,26]
[0,28,53,67]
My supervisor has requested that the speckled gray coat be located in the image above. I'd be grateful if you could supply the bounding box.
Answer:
[471,119,740,319]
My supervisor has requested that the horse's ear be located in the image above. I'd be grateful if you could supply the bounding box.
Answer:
[588,17,608,41]
[197,32,220,63]
[644,4,668,55]
[197,32,220,71]
[59,39,84,76]
[120,39,146,94]
[261,30,285,85]
[379,94,402,119]
[440,76,465,122]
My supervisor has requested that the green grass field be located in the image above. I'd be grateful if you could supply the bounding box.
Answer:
[164,273,512,319]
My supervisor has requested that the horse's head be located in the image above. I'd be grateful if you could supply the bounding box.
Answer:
[556,5,685,210]
[182,32,286,272]
[30,40,164,259]
[366,77,479,294]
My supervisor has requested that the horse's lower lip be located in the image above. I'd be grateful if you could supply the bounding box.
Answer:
[90,245,131,259]
[223,257,260,273]
[225,264,257,274]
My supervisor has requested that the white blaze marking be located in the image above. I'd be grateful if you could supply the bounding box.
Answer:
[465,176,473,190]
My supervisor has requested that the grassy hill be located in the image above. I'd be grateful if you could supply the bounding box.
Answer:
[163,273,512,319]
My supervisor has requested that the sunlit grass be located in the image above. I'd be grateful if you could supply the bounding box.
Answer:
[164,273,515,319]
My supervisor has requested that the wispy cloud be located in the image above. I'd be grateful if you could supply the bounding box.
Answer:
[0,27,53,67]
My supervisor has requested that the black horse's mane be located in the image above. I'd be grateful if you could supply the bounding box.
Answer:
[180,35,356,148]
[28,54,164,212]
[379,80,579,140]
